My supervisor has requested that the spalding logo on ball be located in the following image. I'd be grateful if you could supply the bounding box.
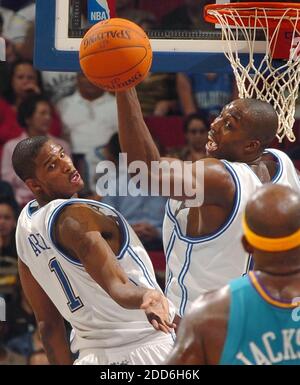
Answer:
[79,18,153,92]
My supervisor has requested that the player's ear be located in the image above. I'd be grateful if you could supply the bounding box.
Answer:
[25,178,43,194]
[241,235,253,253]
[245,139,260,154]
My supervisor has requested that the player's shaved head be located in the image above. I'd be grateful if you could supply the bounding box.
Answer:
[244,184,300,273]
[238,99,278,147]
[12,136,50,181]
[245,184,300,238]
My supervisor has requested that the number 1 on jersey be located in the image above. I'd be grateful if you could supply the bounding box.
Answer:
[49,258,83,312]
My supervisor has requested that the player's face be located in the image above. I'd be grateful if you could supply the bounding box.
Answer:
[206,101,250,161]
[33,141,84,199]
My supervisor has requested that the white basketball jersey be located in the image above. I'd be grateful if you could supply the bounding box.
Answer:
[16,198,174,353]
[163,149,300,317]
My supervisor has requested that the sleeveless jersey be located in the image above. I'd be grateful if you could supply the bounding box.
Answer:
[16,198,174,353]
[220,272,300,365]
[163,149,300,316]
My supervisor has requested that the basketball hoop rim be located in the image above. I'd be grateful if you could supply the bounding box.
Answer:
[203,2,300,144]
[204,2,300,27]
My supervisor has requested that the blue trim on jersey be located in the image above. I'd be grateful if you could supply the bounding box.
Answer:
[127,246,156,289]
[165,272,173,298]
[165,231,176,261]
[26,200,41,218]
[165,161,241,244]
[178,243,193,317]
[265,149,283,183]
[244,149,283,184]
[47,198,130,267]
[129,278,138,286]
[164,231,176,296]
[87,200,130,259]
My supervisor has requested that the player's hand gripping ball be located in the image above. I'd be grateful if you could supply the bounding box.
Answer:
[79,18,153,92]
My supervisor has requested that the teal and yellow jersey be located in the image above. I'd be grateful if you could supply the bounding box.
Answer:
[220,272,300,365]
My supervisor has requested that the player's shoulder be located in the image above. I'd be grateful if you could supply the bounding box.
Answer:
[265,147,293,163]
[55,202,97,223]
[186,286,231,332]
[201,157,232,176]
[200,158,236,202]
[53,200,105,235]
[190,286,230,316]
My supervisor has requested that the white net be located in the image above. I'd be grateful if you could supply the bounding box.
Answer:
[207,6,300,142]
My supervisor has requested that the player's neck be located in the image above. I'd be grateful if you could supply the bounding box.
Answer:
[252,270,300,301]
[256,268,300,277]
[244,154,263,165]
[35,197,50,208]
[36,193,79,207]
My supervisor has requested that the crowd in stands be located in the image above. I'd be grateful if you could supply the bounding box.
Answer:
[0,0,299,365]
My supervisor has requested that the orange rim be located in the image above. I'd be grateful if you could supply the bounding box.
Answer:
[204,2,300,28]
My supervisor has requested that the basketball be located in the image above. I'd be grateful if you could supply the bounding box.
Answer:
[79,18,153,92]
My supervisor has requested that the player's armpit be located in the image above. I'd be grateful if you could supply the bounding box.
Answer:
[18,258,73,365]
[149,157,235,207]
[202,158,236,207]
[54,204,134,295]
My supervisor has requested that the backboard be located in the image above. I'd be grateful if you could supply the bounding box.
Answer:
[34,0,286,73]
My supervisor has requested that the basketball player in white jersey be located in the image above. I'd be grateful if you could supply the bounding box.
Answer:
[167,184,300,365]
[116,88,300,320]
[13,136,175,365]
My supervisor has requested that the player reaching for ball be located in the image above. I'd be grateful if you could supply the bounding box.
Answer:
[78,18,300,323]
[166,184,300,365]
[116,88,300,321]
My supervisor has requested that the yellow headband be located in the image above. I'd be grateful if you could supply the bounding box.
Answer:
[242,216,300,252]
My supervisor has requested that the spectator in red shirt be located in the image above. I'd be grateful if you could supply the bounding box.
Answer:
[1,94,70,207]
[0,60,62,164]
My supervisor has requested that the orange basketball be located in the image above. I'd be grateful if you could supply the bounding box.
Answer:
[79,18,153,92]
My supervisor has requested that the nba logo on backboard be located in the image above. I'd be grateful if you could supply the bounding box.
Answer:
[88,0,110,23]
[0,297,5,321]
[290,37,300,62]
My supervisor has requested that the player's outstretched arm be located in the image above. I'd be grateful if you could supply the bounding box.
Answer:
[55,204,174,334]
[117,88,161,168]
[18,259,73,365]
[117,89,235,204]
